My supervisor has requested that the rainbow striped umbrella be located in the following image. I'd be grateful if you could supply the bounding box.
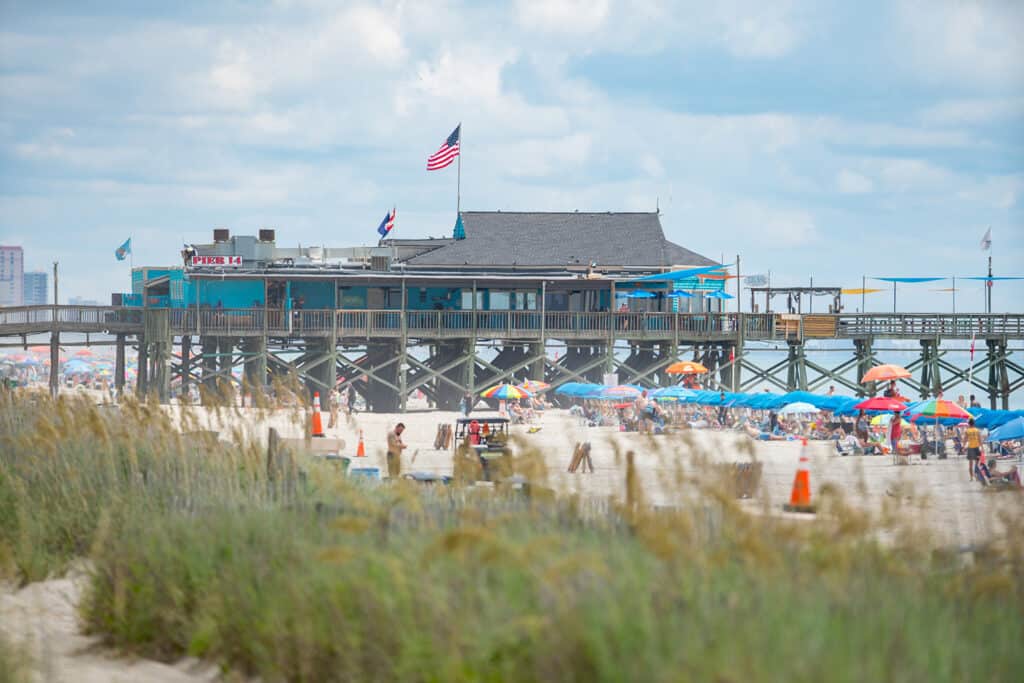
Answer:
[480,383,532,400]
[519,379,550,393]
[905,398,971,454]
[905,399,971,421]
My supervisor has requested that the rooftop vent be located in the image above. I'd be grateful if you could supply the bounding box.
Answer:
[213,228,230,243]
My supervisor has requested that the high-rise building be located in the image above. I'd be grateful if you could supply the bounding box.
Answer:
[0,246,24,307]
[23,271,48,306]
[68,296,101,306]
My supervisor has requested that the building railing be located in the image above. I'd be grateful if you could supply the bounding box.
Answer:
[2,306,1023,341]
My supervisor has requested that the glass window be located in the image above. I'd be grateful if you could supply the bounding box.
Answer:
[460,291,483,310]
[490,291,510,310]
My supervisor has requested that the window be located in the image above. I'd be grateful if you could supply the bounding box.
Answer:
[490,291,510,309]
[460,291,483,310]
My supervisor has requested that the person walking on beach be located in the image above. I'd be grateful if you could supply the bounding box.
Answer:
[965,418,982,480]
[347,384,356,415]
[461,392,473,417]
[386,423,407,479]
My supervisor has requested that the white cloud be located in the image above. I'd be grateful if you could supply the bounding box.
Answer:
[515,0,610,34]
[837,169,873,194]
[921,97,1024,126]
[895,0,1024,86]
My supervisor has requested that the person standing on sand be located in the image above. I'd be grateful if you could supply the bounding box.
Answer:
[965,418,982,480]
[347,384,356,415]
[887,410,902,455]
[327,388,339,429]
[386,423,407,479]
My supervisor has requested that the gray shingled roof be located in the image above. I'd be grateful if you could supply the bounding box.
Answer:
[403,212,716,268]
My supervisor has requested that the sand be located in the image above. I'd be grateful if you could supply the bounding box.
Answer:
[3,400,1019,681]
[170,401,1020,547]
[0,574,216,683]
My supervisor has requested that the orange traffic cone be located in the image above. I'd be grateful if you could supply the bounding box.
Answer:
[783,438,816,513]
[355,429,366,457]
[311,392,325,438]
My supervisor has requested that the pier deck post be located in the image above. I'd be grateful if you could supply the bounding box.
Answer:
[48,329,60,397]
[180,335,191,399]
[115,333,126,396]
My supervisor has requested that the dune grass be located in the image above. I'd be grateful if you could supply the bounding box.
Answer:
[1,389,1022,681]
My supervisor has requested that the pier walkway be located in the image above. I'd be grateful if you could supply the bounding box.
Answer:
[1,306,1021,411]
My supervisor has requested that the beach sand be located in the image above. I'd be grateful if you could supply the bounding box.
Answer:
[3,400,1018,681]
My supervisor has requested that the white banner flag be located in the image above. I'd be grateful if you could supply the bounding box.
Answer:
[980,227,992,251]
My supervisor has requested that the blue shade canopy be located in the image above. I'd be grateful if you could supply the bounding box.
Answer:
[704,291,734,299]
[961,276,1024,281]
[872,277,945,283]
[628,264,731,282]
[987,417,1024,442]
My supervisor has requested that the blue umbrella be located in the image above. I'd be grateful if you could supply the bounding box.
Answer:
[624,291,657,299]
[665,290,693,298]
[650,386,697,401]
[987,416,1024,442]
[704,291,735,299]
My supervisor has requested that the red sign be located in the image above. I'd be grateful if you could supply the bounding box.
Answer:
[191,255,242,267]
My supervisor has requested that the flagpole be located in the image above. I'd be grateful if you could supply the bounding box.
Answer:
[986,254,992,314]
[456,122,462,216]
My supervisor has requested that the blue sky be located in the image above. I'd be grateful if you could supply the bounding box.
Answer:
[0,0,1021,311]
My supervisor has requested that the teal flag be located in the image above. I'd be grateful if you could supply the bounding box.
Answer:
[115,238,132,261]
[453,214,465,240]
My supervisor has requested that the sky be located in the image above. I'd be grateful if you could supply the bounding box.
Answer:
[0,0,1022,312]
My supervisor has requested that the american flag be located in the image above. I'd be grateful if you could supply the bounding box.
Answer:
[426,125,460,171]
[377,207,396,238]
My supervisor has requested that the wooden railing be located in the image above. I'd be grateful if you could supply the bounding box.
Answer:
[2,306,1022,341]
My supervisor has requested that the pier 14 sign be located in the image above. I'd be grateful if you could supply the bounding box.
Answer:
[191,256,242,266]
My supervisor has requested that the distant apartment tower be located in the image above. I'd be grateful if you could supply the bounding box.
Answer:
[23,271,48,305]
[0,246,24,307]
[68,296,101,306]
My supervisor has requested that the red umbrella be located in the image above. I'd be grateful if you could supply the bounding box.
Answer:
[853,397,907,412]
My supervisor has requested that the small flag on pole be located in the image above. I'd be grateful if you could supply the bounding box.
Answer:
[426,125,461,171]
[377,207,396,238]
[980,227,992,251]
[115,238,132,261]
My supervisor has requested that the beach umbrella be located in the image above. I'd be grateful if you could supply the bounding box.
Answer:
[665,290,693,298]
[518,379,550,393]
[74,348,95,357]
[650,386,697,401]
[599,385,642,399]
[853,397,907,412]
[870,414,912,428]
[778,402,819,415]
[704,291,734,299]
[860,364,911,384]
[480,383,532,400]
[905,399,971,422]
[905,398,972,453]
[987,417,1024,442]
[666,360,708,375]
[624,291,656,299]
